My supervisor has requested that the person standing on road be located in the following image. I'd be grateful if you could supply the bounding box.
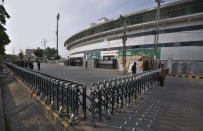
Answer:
[159,64,165,86]
[28,60,34,70]
[85,61,88,70]
[24,60,28,68]
[131,62,137,75]
[37,60,41,71]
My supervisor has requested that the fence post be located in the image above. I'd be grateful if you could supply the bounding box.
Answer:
[82,84,86,120]
[98,82,102,121]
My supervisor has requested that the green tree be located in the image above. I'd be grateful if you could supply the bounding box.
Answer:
[33,48,44,59]
[0,2,10,56]
[45,47,57,59]
[54,55,61,60]
[18,50,24,60]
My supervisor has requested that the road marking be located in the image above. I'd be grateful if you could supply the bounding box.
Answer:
[45,106,51,111]
[36,97,40,101]
[52,113,59,118]
[170,74,202,79]
[188,75,192,78]
[196,76,200,79]
[61,120,69,128]
[30,91,35,97]
[181,75,186,78]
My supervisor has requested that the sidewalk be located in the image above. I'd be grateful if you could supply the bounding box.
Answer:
[0,76,55,131]
[0,69,8,131]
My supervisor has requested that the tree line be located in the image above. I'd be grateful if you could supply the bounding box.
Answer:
[18,47,60,60]
[0,0,10,57]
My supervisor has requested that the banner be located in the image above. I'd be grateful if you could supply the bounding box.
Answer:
[84,51,100,60]
[118,48,160,59]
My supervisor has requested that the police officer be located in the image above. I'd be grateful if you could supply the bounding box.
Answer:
[28,60,34,70]
[159,64,165,86]
[131,62,137,75]
[37,60,41,71]
[85,61,88,70]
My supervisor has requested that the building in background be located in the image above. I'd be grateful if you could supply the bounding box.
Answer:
[64,0,203,76]
[25,49,34,57]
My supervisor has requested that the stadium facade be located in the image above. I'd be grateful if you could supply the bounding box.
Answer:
[64,0,203,76]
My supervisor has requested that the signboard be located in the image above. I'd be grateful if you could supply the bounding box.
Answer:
[118,48,161,59]
[84,51,100,60]
[101,50,118,56]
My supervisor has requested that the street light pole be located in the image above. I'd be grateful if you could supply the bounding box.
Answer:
[120,15,127,75]
[56,13,60,56]
[153,0,164,69]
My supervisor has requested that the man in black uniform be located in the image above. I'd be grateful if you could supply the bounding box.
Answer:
[131,62,137,75]
[28,60,34,70]
[37,60,41,71]
[159,64,165,86]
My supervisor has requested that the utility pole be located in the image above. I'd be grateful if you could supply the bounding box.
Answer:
[56,13,60,56]
[42,39,47,50]
[120,15,127,75]
[153,0,164,69]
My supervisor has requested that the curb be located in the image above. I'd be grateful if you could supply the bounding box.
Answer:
[169,73,203,79]
[0,80,6,131]
[112,69,120,71]
[16,78,71,131]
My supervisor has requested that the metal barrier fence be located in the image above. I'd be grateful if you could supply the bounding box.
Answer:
[4,61,164,126]
[4,62,86,124]
[86,70,160,125]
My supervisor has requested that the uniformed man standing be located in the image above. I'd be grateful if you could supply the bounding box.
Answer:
[159,64,165,86]
[37,60,41,71]
[85,61,88,70]
[131,62,137,75]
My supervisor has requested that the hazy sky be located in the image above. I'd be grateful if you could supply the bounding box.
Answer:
[4,0,177,58]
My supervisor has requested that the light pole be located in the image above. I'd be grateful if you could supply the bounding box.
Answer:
[153,0,164,69]
[120,15,127,75]
[56,13,60,56]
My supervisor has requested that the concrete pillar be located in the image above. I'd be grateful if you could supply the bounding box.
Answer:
[167,58,172,74]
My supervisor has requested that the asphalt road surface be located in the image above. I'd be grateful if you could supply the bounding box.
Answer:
[90,77,203,131]
[34,63,124,86]
[33,64,203,131]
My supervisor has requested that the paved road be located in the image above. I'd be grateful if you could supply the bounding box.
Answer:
[34,64,203,131]
[34,63,124,86]
[1,77,55,131]
[92,77,203,131]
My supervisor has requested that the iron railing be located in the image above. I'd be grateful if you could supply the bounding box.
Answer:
[4,62,86,124]
[4,61,164,126]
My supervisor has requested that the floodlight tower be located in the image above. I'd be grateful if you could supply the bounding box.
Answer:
[153,0,164,68]
[56,13,60,56]
[120,15,127,75]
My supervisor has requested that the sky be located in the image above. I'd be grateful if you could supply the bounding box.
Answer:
[4,0,178,58]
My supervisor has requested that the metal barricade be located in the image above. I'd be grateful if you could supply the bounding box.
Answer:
[4,61,162,126]
[4,62,86,125]
[87,69,160,125]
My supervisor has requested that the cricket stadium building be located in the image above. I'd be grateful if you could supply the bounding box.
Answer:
[64,0,203,76]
